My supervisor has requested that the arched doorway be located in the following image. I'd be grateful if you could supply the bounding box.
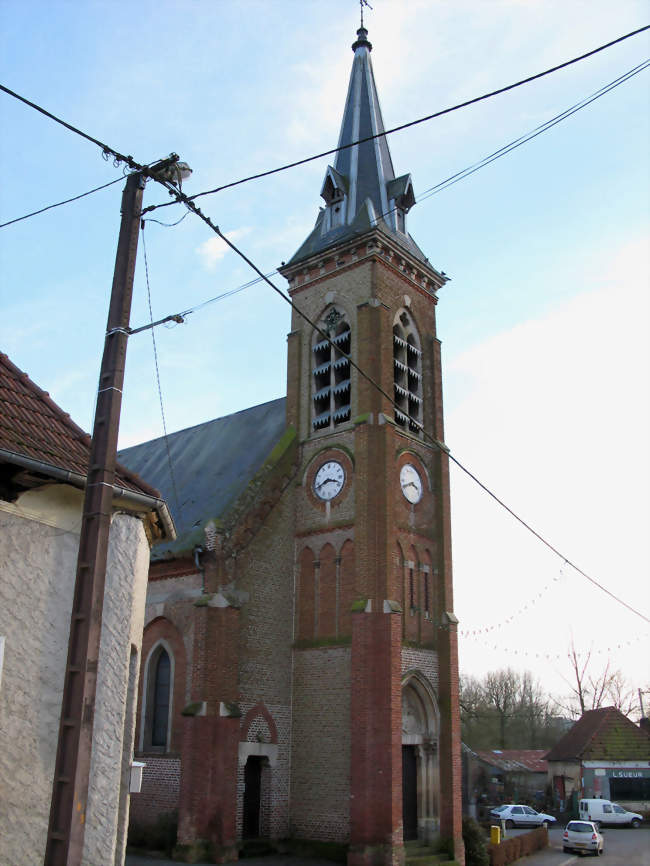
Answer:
[402,672,440,842]
[243,755,263,839]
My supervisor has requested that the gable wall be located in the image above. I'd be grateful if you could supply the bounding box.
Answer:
[0,490,150,866]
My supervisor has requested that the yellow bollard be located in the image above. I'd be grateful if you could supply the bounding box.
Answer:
[491,825,501,845]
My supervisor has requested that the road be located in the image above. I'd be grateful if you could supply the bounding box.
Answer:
[126,828,649,866]
[510,825,650,865]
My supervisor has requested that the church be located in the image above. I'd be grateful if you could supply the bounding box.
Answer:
[120,24,464,866]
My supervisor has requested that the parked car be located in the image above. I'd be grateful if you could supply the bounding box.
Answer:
[579,798,643,828]
[489,804,557,828]
[563,820,604,856]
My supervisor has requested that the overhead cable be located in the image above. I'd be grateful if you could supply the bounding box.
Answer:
[132,58,649,335]
[154,179,649,625]
[0,176,125,228]
[143,24,650,211]
[4,56,647,232]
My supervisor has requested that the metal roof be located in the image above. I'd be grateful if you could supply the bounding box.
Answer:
[286,27,430,269]
[474,750,549,774]
[118,397,287,560]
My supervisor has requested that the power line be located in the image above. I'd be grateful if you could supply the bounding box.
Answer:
[0,82,141,169]
[130,58,649,337]
[4,55,647,233]
[0,176,125,228]
[2,45,647,621]
[142,24,650,212]
[140,222,183,519]
[416,58,650,204]
[152,180,649,625]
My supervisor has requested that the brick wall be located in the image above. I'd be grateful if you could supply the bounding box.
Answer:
[129,756,181,826]
[291,646,351,841]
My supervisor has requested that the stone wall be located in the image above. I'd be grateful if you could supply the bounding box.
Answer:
[0,486,150,866]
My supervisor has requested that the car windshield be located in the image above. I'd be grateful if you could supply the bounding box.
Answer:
[567,822,593,833]
[613,805,626,813]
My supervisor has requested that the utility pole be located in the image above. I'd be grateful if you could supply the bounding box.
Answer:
[45,156,180,865]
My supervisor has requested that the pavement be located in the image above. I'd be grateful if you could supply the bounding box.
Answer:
[126,856,339,866]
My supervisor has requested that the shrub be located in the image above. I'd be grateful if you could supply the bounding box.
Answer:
[462,816,489,866]
[127,811,178,857]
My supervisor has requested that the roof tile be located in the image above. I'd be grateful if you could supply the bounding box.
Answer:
[0,352,158,497]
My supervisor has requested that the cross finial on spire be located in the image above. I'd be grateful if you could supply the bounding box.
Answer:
[360,0,372,29]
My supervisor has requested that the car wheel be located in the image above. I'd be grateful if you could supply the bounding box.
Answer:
[542,820,549,829]
[506,819,514,829]
[563,847,570,853]
[631,818,641,828]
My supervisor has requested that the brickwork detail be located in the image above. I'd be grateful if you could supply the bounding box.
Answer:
[291,647,351,840]
[129,756,181,827]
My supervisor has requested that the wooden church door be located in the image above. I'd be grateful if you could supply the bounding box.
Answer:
[402,745,418,840]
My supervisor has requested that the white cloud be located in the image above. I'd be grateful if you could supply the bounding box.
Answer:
[196,227,252,270]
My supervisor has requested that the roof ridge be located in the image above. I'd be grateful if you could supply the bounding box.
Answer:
[0,352,91,445]
[119,395,286,454]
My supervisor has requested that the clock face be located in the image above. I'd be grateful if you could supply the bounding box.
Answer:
[400,463,422,504]
[313,460,346,501]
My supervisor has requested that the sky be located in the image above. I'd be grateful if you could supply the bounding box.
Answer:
[1,0,648,709]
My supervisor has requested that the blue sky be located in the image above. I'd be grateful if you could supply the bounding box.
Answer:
[1,0,648,704]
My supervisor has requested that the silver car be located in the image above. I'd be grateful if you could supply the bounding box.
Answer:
[563,820,604,856]
[490,804,556,828]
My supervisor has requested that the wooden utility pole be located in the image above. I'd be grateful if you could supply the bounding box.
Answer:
[45,157,177,865]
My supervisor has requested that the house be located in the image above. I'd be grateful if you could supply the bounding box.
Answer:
[119,24,465,865]
[0,352,174,866]
[545,706,650,815]
[463,749,549,816]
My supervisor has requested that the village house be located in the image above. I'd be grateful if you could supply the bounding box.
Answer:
[545,706,650,815]
[0,351,174,866]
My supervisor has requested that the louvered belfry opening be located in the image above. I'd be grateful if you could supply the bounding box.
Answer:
[393,310,422,434]
[312,307,351,431]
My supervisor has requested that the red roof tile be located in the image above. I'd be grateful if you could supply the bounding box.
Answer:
[0,352,159,497]
[545,707,650,762]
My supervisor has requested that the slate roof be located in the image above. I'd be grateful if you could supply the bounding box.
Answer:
[286,27,431,269]
[545,707,650,762]
[118,397,287,560]
[0,351,158,498]
[474,750,549,774]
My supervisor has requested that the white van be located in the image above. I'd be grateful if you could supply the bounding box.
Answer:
[579,798,643,827]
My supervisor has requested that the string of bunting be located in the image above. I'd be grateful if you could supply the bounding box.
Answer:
[461,629,649,662]
[458,570,566,639]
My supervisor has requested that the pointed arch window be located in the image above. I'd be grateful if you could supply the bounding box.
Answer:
[312,307,351,431]
[393,310,422,435]
[142,642,174,752]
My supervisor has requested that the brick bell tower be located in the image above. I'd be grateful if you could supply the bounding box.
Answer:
[278,25,464,866]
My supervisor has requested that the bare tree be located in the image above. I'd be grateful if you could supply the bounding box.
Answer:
[484,668,520,749]
[554,640,640,719]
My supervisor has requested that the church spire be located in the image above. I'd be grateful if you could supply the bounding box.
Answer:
[286,25,422,268]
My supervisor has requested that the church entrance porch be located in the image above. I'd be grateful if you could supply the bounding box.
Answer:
[401,674,440,842]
